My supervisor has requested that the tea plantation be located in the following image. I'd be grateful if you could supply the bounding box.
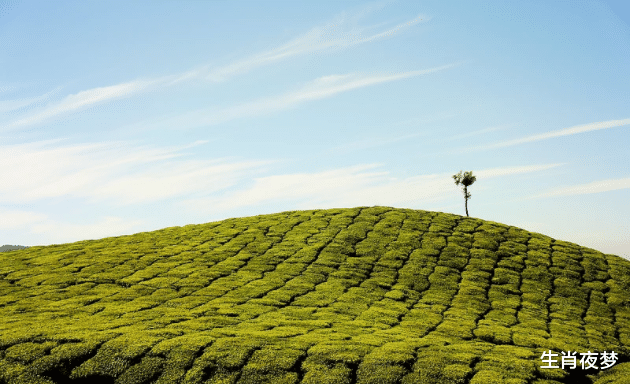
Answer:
[1,206,629,383]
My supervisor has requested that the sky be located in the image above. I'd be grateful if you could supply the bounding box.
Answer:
[0,0,629,259]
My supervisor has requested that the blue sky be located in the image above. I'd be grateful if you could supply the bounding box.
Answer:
[1,0,629,258]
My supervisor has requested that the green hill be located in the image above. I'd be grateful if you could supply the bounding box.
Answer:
[1,206,629,384]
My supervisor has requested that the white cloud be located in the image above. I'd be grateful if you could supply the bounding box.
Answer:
[474,163,565,178]
[446,124,512,141]
[328,131,429,153]
[92,158,275,205]
[132,64,459,131]
[4,80,160,130]
[3,5,429,131]
[532,177,630,198]
[205,11,428,82]
[478,118,630,150]
[197,164,391,211]
[0,139,271,205]
[0,208,48,229]
[513,221,629,259]
[0,209,146,246]
[0,85,17,94]
[0,87,62,114]
[288,65,456,101]
[29,216,146,245]
[0,208,143,246]
[180,162,562,214]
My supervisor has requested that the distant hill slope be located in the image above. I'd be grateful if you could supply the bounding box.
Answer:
[0,245,28,253]
[1,206,629,384]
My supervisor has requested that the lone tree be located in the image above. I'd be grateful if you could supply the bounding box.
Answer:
[452,170,476,217]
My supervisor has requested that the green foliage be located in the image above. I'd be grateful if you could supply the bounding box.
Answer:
[4,342,57,364]
[453,170,477,216]
[116,356,165,384]
[1,206,629,383]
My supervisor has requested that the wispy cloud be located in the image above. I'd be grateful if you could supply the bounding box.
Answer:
[0,208,142,246]
[328,131,429,154]
[473,163,565,178]
[180,162,563,214]
[0,87,62,114]
[531,177,630,199]
[446,124,511,141]
[0,208,48,230]
[29,216,146,245]
[1,70,211,131]
[130,64,459,131]
[93,158,275,205]
[205,11,428,82]
[3,80,162,131]
[0,139,272,205]
[4,5,428,131]
[0,85,16,94]
[477,118,630,150]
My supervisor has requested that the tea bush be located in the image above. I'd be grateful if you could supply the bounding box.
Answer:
[1,207,628,383]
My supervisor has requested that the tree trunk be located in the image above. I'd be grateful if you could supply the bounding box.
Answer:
[464,186,469,217]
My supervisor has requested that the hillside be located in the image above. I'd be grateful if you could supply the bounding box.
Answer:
[0,246,28,253]
[1,206,629,384]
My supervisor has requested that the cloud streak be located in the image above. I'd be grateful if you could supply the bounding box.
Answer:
[328,131,429,154]
[0,87,62,115]
[205,12,428,82]
[131,64,459,131]
[0,208,48,230]
[532,177,630,199]
[446,124,511,141]
[473,163,565,178]
[478,118,630,150]
[0,208,143,246]
[4,80,160,131]
[0,139,272,205]
[4,5,428,131]
[29,216,146,245]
